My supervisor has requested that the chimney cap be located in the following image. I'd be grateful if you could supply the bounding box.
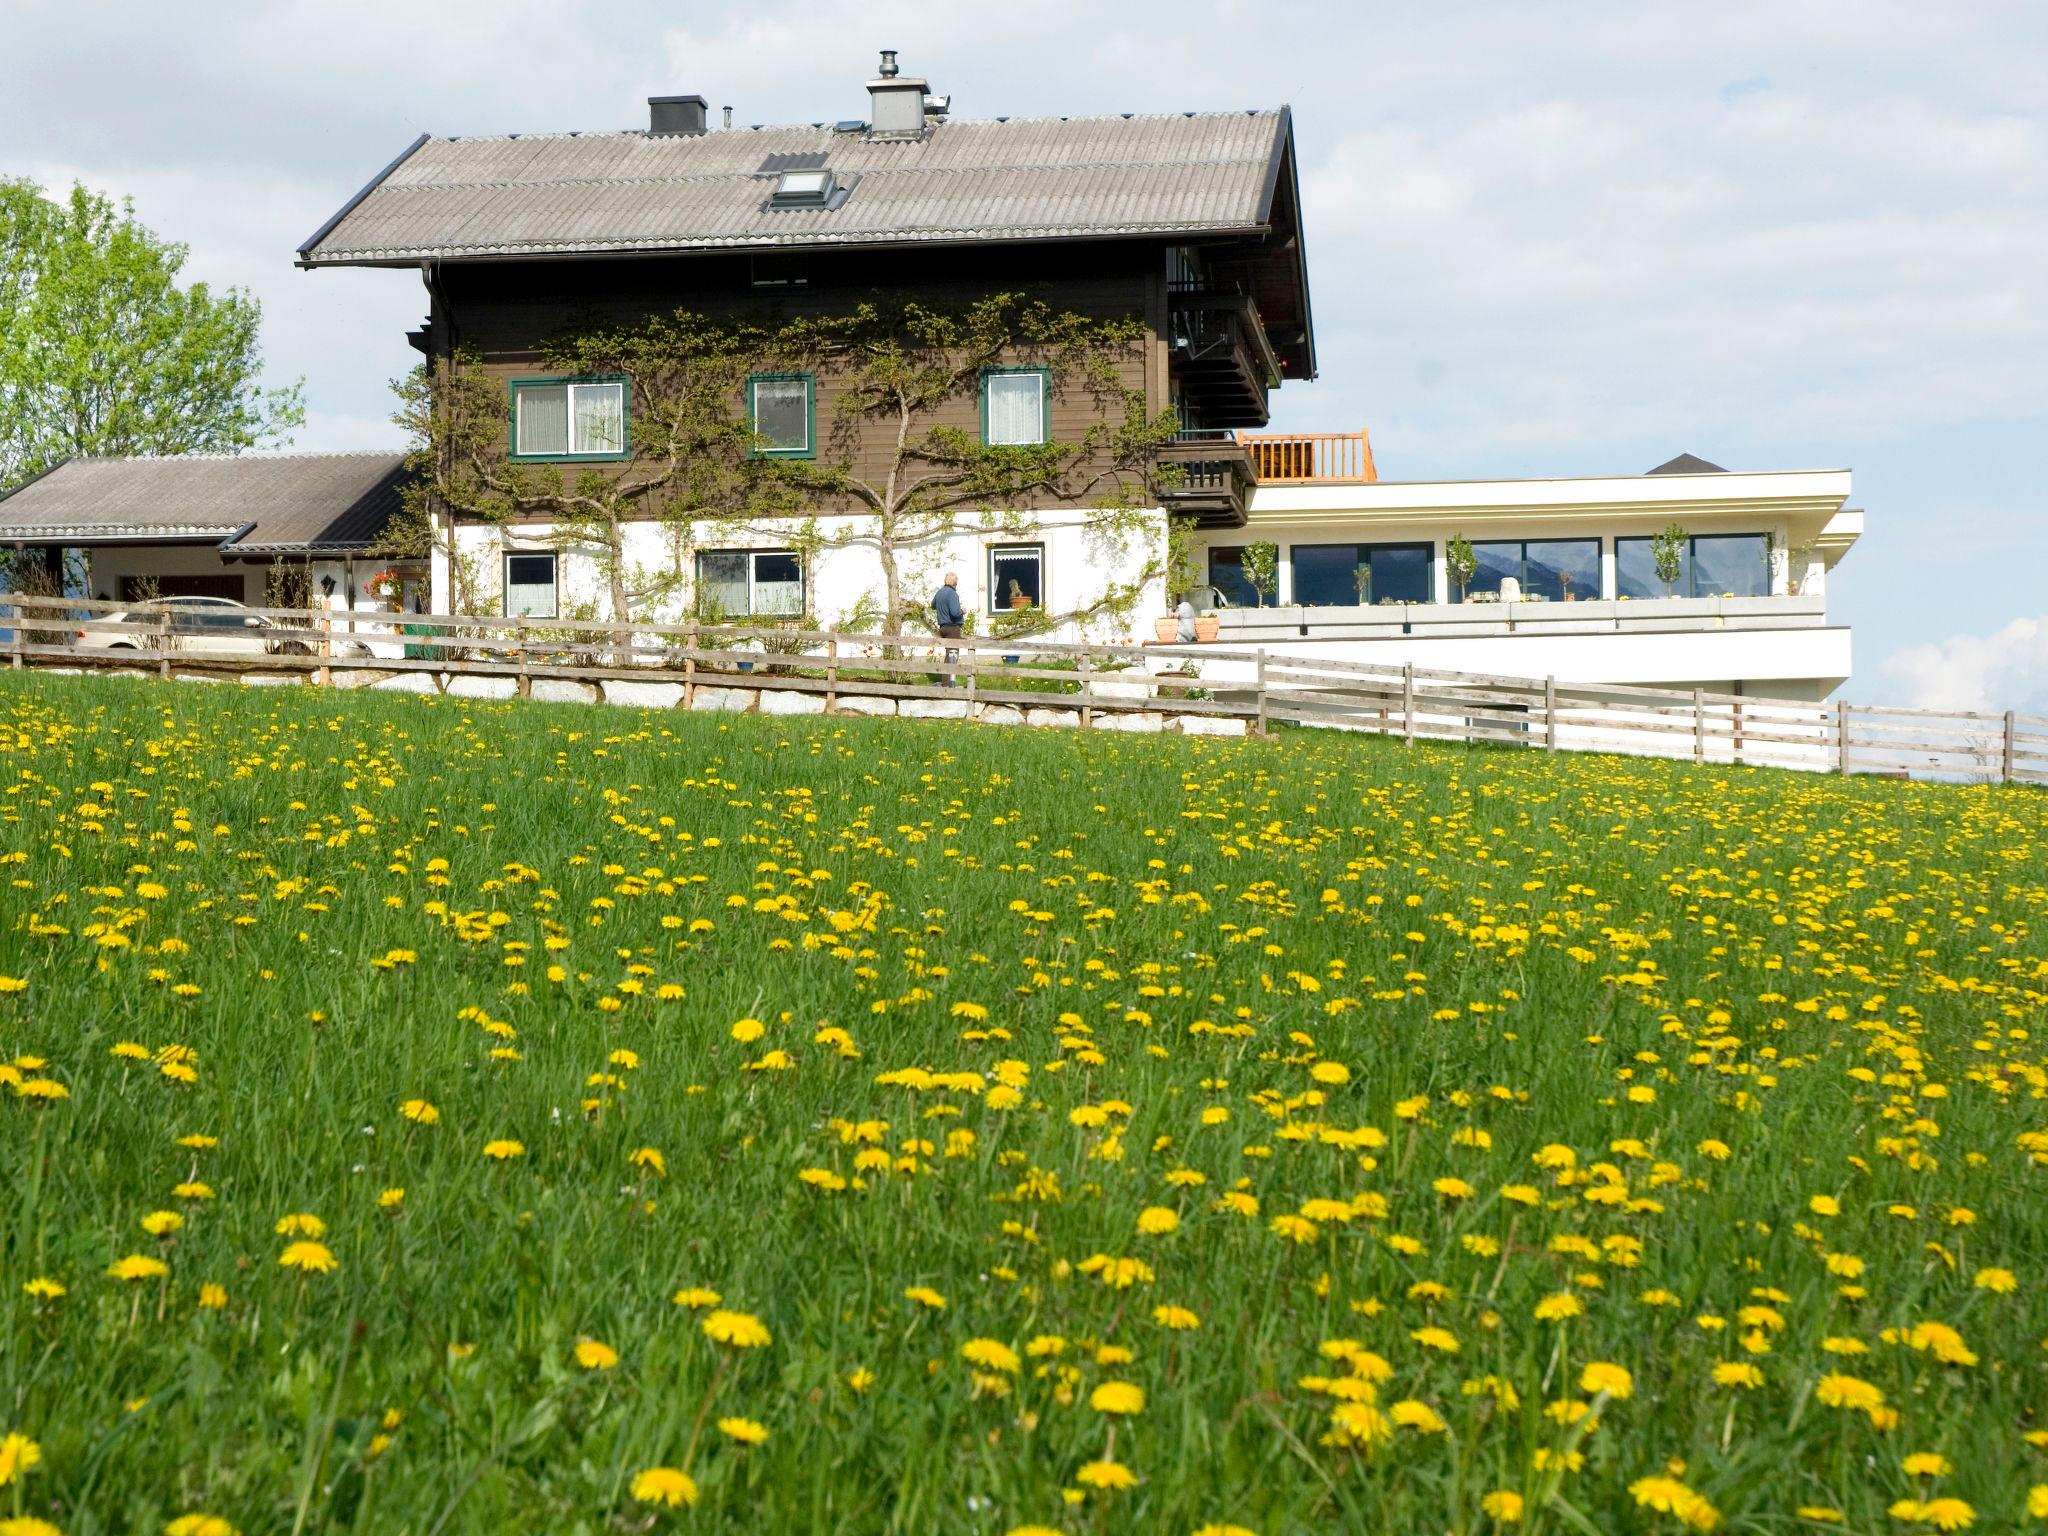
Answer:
[648,93,709,107]
[878,49,898,77]
[648,94,709,136]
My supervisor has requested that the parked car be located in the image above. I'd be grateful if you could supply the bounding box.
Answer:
[74,596,356,658]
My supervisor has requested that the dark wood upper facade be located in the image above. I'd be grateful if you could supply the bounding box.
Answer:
[309,95,1316,521]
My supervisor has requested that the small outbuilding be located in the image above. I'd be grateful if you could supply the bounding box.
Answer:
[0,451,425,611]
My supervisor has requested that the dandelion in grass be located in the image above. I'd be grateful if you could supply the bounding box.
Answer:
[278,1242,336,1275]
[481,1139,524,1161]
[717,1416,768,1445]
[701,1310,771,1349]
[630,1466,698,1508]
[0,1433,41,1486]
[1075,1460,1137,1492]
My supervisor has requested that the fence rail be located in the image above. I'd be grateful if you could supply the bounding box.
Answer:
[2,593,2042,784]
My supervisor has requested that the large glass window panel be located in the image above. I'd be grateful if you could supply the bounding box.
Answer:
[749,377,811,455]
[1690,533,1770,597]
[985,372,1047,446]
[1293,542,1431,606]
[989,545,1043,612]
[572,382,625,454]
[695,551,750,616]
[1207,547,1260,608]
[1291,543,1360,607]
[515,385,570,457]
[1616,536,1688,598]
[1366,543,1432,604]
[750,552,804,615]
[504,553,557,618]
[1468,541,1523,599]
[1524,538,1601,602]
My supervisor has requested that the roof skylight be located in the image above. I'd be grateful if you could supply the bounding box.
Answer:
[769,169,837,208]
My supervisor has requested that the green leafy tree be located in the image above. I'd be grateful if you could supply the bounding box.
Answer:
[0,178,303,489]
[396,293,1181,634]
[1241,542,1278,608]
[1446,534,1477,601]
[1651,522,1690,597]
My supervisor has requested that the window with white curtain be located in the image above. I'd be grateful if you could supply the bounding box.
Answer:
[982,370,1048,446]
[695,550,804,618]
[512,378,627,458]
[503,552,558,618]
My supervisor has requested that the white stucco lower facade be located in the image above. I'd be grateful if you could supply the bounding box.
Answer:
[437,505,1171,645]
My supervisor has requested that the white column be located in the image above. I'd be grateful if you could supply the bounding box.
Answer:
[1600,537,1617,600]
[1431,538,1448,605]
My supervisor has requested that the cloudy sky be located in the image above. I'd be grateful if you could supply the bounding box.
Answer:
[6,0,2043,707]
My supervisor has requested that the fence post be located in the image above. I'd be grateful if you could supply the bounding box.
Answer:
[1255,650,1269,738]
[2003,710,2017,784]
[515,615,531,699]
[1837,700,1851,777]
[317,609,333,689]
[825,633,839,714]
[7,599,18,668]
[1079,653,1093,730]
[1544,675,1557,752]
[964,640,977,716]
[681,617,696,707]
[1693,687,1706,764]
[158,608,172,680]
[1402,663,1414,745]
[1733,697,1745,766]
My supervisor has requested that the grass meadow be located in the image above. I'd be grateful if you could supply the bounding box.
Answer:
[1,671,2045,1536]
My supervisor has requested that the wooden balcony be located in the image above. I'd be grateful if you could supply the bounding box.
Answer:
[1236,427,1377,484]
[1157,433,1255,529]
[1168,286,1282,428]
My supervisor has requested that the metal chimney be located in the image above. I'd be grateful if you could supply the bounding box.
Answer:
[866,51,930,139]
[648,94,708,135]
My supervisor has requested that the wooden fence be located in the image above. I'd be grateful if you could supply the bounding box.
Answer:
[3,593,2044,785]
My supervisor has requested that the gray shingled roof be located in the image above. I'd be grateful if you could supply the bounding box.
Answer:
[0,453,412,554]
[300,110,1291,265]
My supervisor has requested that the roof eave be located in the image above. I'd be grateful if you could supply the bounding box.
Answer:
[297,133,432,265]
[299,220,1274,269]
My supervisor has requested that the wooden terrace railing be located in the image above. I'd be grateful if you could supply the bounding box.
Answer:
[1237,427,1377,484]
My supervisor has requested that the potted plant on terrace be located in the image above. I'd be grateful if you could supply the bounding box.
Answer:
[1242,542,1278,609]
[1652,522,1689,597]
[1446,535,1477,604]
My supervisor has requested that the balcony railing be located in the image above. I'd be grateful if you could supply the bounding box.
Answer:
[1236,428,1377,484]
[1157,433,1255,528]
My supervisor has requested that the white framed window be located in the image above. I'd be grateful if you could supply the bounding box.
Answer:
[988,543,1044,614]
[695,549,805,618]
[982,369,1049,446]
[504,552,558,618]
[511,377,627,459]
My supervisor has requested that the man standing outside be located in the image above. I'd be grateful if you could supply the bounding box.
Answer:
[932,571,964,686]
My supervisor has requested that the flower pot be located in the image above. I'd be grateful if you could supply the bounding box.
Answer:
[1153,616,1178,642]
[1194,615,1220,643]
[1009,595,1032,610]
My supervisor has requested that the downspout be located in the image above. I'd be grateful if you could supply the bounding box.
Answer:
[421,257,455,613]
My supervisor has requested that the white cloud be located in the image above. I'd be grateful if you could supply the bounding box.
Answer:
[1880,617,2048,714]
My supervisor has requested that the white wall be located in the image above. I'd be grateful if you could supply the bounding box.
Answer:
[443,508,1169,644]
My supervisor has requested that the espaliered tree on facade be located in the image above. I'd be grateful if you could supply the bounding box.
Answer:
[391,293,1182,633]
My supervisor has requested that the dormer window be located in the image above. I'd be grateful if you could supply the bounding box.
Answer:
[770,169,836,208]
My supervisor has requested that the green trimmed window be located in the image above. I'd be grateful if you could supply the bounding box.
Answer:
[747,373,815,458]
[509,376,628,461]
[981,368,1050,446]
